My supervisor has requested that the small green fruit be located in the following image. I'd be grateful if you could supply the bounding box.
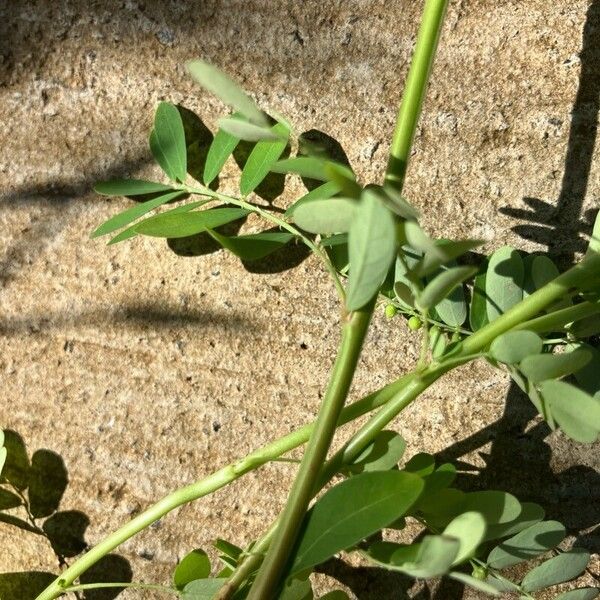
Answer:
[385,304,398,319]
[471,565,487,580]
[408,316,422,331]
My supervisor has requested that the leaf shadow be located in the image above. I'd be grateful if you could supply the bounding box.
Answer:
[0,431,132,599]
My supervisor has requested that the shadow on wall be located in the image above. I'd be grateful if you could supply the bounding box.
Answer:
[0,431,131,600]
[501,0,600,267]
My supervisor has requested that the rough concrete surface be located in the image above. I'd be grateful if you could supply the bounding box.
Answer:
[1,0,599,598]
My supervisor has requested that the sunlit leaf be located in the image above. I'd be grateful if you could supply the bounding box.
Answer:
[203,120,241,185]
[443,512,486,565]
[346,193,396,311]
[181,578,226,599]
[380,185,420,220]
[94,179,174,196]
[289,471,424,576]
[134,207,249,238]
[213,539,243,563]
[434,265,470,327]
[487,520,566,569]
[271,157,354,182]
[284,181,341,217]
[539,380,600,443]
[416,266,477,311]
[218,117,282,142]
[149,102,188,182]
[91,191,187,238]
[470,269,489,331]
[521,548,590,592]
[485,247,524,321]
[174,549,211,589]
[239,122,289,195]
[293,198,357,234]
[207,230,294,261]
[555,589,600,600]
[489,330,543,365]
[484,502,545,541]
[448,572,501,596]
[520,348,592,383]
[346,431,406,474]
[186,60,268,126]
[416,239,483,278]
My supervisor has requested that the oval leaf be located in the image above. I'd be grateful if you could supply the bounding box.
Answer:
[289,471,424,576]
[539,380,600,443]
[470,269,489,331]
[150,102,187,182]
[520,348,592,383]
[91,191,187,238]
[487,520,566,569]
[346,194,396,311]
[94,179,173,196]
[203,122,241,185]
[134,207,249,238]
[240,122,289,195]
[218,117,282,142]
[486,247,524,321]
[285,181,341,217]
[435,277,468,327]
[182,578,226,599]
[346,431,406,474]
[186,60,267,126]
[462,491,521,525]
[489,330,543,365]
[293,198,357,234]
[443,511,487,565]
[484,501,545,541]
[521,548,590,592]
[555,589,600,600]
[174,549,211,589]
[417,266,477,311]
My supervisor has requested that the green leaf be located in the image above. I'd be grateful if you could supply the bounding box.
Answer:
[213,539,242,562]
[203,122,241,185]
[448,572,501,596]
[91,191,187,238]
[571,313,600,339]
[404,453,435,476]
[346,193,396,311]
[421,463,457,495]
[239,122,289,195]
[186,60,268,126]
[207,230,294,261]
[393,281,415,309]
[443,512,487,565]
[586,209,600,256]
[380,185,420,220]
[487,520,566,569]
[489,330,544,364]
[520,348,592,383]
[319,592,350,600]
[280,575,313,600]
[174,549,211,589]
[325,163,362,198]
[285,181,341,217]
[521,548,590,592]
[434,265,469,327]
[539,380,600,443]
[531,255,561,290]
[416,266,477,311]
[462,491,521,525]
[414,488,466,521]
[218,117,282,142]
[416,239,483,278]
[94,179,174,196]
[107,200,207,245]
[289,471,425,576]
[271,157,354,182]
[1,431,30,490]
[484,501,545,541]
[570,343,600,395]
[346,431,406,474]
[181,578,226,599]
[470,269,489,331]
[134,207,249,238]
[293,198,357,234]
[149,102,187,182]
[485,247,524,321]
[370,535,460,578]
[555,589,600,600]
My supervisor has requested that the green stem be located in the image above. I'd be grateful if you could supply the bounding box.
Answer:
[385,0,449,190]
[247,303,375,599]
[60,582,177,595]
[35,377,408,600]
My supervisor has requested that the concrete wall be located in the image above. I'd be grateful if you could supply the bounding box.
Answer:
[1,1,599,597]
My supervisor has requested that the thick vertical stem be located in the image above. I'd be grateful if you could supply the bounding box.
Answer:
[248,2,449,597]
